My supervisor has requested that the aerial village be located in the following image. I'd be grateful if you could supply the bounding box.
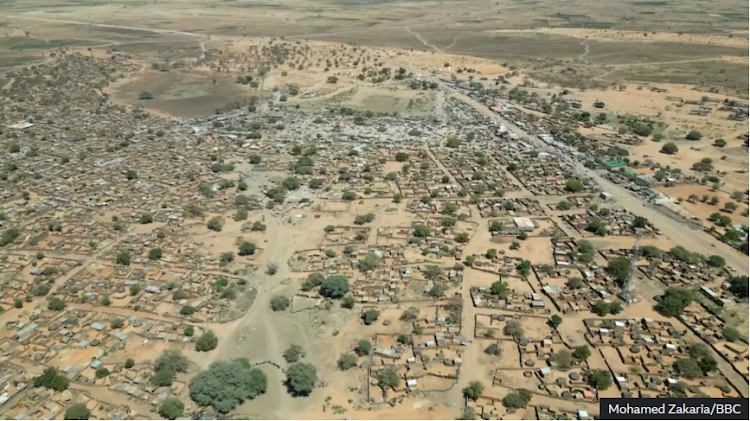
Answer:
[0,35,747,421]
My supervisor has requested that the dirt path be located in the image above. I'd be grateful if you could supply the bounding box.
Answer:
[577,39,590,64]
[405,26,440,52]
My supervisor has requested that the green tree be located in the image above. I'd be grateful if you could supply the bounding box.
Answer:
[238,241,256,256]
[463,381,484,401]
[148,248,162,260]
[592,301,611,316]
[699,356,718,374]
[357,252,381,272]
[151,368,176,387]
[33,367,70,391]
[549,314,563,328]
[587,369,613,390]
[606,257,631,287]
[362,309,380,325]
[556,200,572,210]
[674,358,702,379]
[159,398,185,420]
[707,255,725,267]
[196,330,218,352]
[377,365,400,389]
[565,178,584,192]
[490,281,508,298]
[155,350,190,374]
[550,350,573,368]
[356,339,372,356]
[285,362,317,396]
[656,287,694,317]
[116,251,131,266]
[64,403,91,420]
[320,275,350,298]
[503,320,524,340]
[47,297,66,311]
[189,359,267,413]
[573,345,591,361]
[95,367,110,379]
[516,260,531,276]
[413,224,431,237]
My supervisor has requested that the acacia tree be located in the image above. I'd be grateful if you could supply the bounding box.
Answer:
[190,359,267,413]
[285,362,318,396]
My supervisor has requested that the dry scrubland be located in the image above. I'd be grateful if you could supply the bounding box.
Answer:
[0,0,747,420]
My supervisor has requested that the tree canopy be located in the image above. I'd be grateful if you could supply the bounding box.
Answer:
[190,359,267,413]
[320,275,350,298]
[285,362,318,396]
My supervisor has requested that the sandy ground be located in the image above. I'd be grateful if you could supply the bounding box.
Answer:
[0,3,747,419]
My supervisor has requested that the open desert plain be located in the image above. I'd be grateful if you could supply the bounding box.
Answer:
[0,0,747,420]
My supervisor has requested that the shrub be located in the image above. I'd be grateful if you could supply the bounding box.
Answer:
[196,330,218,352]
[47,297,66,311]
[685,130,702,141]
[125,358,135,369]
[341,295,355,309]
[283,344,305,363]
[660,142,678,154]
[207,218,222,232]
[556,200,572,210]
[485,343,501,356]
[190,359,267,413]
[338,352,358,370]
[270,295,290,311]
[722,326,741,342]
